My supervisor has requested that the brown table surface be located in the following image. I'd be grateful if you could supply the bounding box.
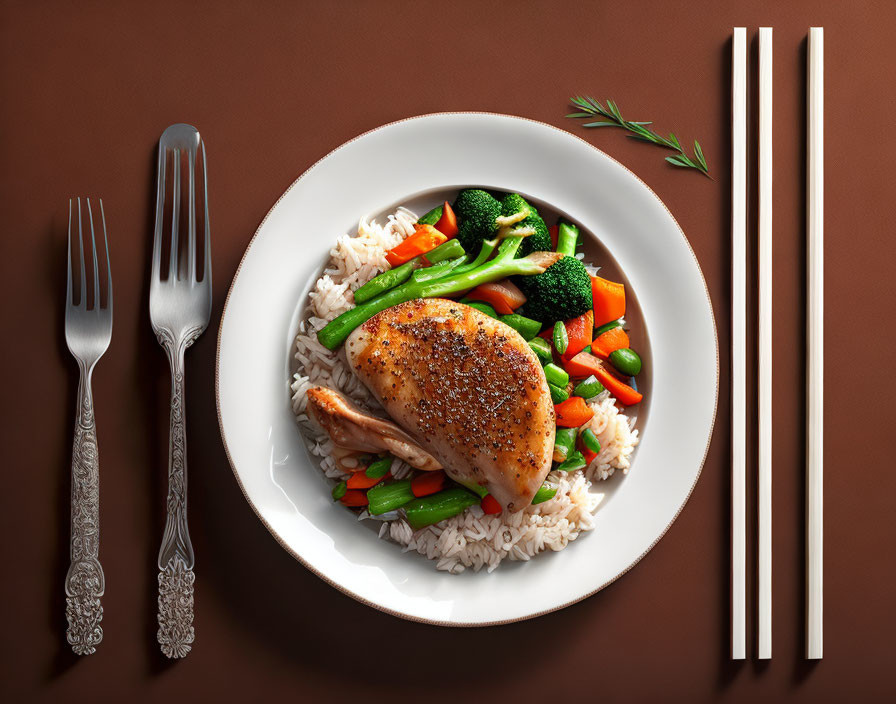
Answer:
[3,1,894,701]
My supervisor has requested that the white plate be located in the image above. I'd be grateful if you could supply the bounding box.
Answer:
[216,113,718,625]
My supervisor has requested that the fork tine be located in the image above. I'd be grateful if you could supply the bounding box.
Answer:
[200,140,211,283]
[77,197,86,308]
[66,199,73,309]
[100,199,112,311]
[87,199,100,310]
[152,146,165,281]
[187,148,196,282]
[169,148,181,280]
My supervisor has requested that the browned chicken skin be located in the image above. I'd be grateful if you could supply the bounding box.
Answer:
[305,386,443,471]
[345,298,555,511]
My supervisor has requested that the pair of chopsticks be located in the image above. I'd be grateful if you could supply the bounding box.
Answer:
[731,27,823,661]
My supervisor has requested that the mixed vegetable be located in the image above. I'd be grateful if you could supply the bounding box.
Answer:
[319,188,646,523]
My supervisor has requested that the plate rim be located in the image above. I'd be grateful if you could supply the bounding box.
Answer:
[215,111,720,626]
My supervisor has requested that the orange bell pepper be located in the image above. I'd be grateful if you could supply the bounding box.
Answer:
[434,201,459,238]
[591,326,630,360]
[554,396,595,427]
[593,366,642,406]
[591,275,626,327]
[562,350,604,379]
[385,224,447,267]
[466,279,526,314]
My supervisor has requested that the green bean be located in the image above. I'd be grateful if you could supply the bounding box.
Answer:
[609,348,642,376]
[573,375,605,399]
[411,255,468,283]
[553,427,577,463]
[499,313,542,340]
[367,480,415,515]
[331,481,347,501]
[404,488,479,529]
[581,428,601,454]
[528,337,552,365]
[417,204,443,226]
[456,479,489,498]
[556,450,587,473]
[549,383,569,404]
[353,260,416,303]
[425,238,465,264]
[556,222,580,257]
[553,320,569,355]
[594,320,622,337]
[532,484,558,505]
[464,301,498,318]
[365,456,393,479]
[544,363,569,388]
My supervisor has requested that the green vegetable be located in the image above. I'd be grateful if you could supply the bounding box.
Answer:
[556,450,587,472]
[609,348,642,376]
[454,189,501,253]
[425,238,465,264]
[594,320,622,337]
[549,383,570,404]
[528,336,552,365]
[456,479,489,498]
[552,320,569,355]
[411,255,469,283]
[404,488,479,529]
[367,480,416,515]
[581,428,601,454]
[553,427,577,462]
[544,362,569,388]
[417,204,444,225]
[353,260,416,303]
[517,255,593,324]
[573,375,605,399]
[464,301,498,318]
[556,222,580,257]
[500,194,552,256]
[365,456,393,480]
[532,484,558,504]
[317,236,560,349]
[582,345,592,355]
[499,313,542,340]
[331,481,348,501]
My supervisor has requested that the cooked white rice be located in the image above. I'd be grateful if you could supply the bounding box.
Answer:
[291,208,639,573]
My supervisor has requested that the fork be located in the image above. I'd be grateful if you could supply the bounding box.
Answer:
[64,197,112,656]
[151,124,211,659]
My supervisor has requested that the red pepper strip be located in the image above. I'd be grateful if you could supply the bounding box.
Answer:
[480,494,502,515]
[554,396,595,427]
[339,490,369,507]
[385,224,447,267]
[346,471,391,490]
[561,310,594,362]
[434,201,459,238]
[549,224,560,250]
[411,470,447,498]
[593,365,643,406]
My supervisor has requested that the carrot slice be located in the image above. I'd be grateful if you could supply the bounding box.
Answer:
[591,275,626,327]
[346,470,391,490]
[339,489,369,507]
[411,470,447,498]
[385,224,447,267]
[554,396,594,427]
[561,310,594,362]
[481,494,502,515]
[593,366,642,406]
[591,325,630,360]
[434,201,459,238]
[563,350,604,379]
[549,224,560,250]
[466,279,526,314]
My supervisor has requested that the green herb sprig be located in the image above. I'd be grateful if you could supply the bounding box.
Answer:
[567,96,710,177]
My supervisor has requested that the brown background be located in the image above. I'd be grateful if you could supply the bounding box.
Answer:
[2,1,894,701]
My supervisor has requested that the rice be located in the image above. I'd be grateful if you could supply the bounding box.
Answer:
[291,208,639,573]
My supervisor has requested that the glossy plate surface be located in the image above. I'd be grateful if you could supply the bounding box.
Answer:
[216,113,718,625]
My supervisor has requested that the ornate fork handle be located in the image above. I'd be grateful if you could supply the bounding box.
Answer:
[65,366,105,655]
[156,330,198,658]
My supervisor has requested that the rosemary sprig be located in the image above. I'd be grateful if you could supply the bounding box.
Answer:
[567,96,710,177]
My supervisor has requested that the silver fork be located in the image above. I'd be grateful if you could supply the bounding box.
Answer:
[151,124,211,659]
[64,198,112,656]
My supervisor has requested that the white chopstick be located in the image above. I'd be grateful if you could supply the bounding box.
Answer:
[807,26,824,660]
[758,26,773,660]
[731,26,747,662]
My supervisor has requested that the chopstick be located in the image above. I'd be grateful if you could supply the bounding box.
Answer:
[806,26,824,660]
[757,26,773,660]
[731,26,747,662]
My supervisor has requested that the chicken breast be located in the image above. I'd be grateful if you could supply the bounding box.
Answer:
[345,298,555,511]
[305,386,442,472]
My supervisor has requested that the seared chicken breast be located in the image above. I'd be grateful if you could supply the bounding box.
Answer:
[345,298,555,511]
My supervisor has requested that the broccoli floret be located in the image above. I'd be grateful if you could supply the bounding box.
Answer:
[517,255,593,324]
[498,194,552,256]
[454,189,501,253]
[517,214,552,256]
